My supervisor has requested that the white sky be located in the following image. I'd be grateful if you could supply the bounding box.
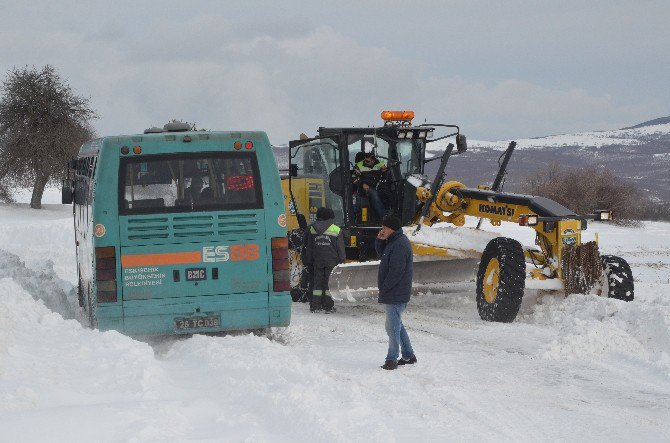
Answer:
[1,0,668,144]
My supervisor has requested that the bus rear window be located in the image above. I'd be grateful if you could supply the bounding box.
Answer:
[119,152,263,214]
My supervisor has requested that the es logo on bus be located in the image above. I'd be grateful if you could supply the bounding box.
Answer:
[202,244,260,262]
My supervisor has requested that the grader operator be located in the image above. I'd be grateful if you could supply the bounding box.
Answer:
[281,111,634,323]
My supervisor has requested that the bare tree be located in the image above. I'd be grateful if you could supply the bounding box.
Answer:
[0,180,12,202]
[521,163,647,225]
[0,65,97,208]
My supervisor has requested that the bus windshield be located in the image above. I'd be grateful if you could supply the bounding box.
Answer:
[120,152,263,214]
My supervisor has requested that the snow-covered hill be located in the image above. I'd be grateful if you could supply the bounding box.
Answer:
[427,121,670,152]
[423,120,670,203]
[1,203,669,441]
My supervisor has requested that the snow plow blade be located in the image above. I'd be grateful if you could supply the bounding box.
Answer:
[330,257,480,299]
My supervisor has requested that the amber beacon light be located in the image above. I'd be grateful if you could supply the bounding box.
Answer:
[381,110,415,122]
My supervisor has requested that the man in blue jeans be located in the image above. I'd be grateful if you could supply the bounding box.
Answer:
[375,215,417,370]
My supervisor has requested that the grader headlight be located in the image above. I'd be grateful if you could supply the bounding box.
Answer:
[519,214,539,226]
[595,210,613,221]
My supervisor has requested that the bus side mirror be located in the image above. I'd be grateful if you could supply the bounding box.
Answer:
[456,134,467,153]
[62,179,74,204]
[69,159,77,169]
[289,164,299,177]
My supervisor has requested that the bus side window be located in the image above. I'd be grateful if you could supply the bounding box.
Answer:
[89,157,97,202]
[74,157,92,206]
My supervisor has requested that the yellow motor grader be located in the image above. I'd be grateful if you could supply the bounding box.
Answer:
[281,111,634,322]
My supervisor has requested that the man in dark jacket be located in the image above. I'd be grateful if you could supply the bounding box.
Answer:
[305,207,346,313]
[375,214,416,370]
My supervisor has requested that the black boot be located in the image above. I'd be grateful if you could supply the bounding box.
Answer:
[381,360,398,370]
[310,296,323,312]
[322,295,336,313]
[397,355,417,365]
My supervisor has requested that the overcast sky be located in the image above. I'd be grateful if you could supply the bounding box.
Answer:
[1,0,668,144]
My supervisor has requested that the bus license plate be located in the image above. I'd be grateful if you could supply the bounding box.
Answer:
[185,268,207,281]
[175,316,220,330]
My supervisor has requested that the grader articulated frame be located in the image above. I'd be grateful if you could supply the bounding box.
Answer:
[282,111,634,323]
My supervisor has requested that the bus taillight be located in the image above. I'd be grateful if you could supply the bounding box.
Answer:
[95,246,117,303]
[271,237,290,292]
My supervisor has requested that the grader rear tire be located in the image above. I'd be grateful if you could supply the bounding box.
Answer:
[601,255,634,301]
[476,237,526,322]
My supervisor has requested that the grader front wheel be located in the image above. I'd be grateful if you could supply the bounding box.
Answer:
[476,237,526,322]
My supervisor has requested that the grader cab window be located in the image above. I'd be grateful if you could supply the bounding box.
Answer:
[304,147,327,175]
[347,134,390,166]
[396,139,423,177]
[302,142,339,176]
[295,139,344,225]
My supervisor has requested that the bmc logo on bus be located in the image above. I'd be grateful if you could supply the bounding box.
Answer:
[202,244,260,262]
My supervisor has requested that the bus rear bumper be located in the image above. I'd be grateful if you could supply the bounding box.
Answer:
[97,292,291,336]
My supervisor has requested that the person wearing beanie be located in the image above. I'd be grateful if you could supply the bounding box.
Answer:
[315,207,334,221]
[304,207,345,312]
[376,214,416,370]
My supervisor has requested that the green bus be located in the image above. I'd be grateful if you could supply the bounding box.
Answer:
[62,122,291,336]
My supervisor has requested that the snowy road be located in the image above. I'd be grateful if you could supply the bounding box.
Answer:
[1,203,669,442]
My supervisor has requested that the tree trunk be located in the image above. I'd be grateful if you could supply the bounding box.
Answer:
[30,170,50,209]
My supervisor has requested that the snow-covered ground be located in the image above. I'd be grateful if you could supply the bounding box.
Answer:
[1,202,669,442]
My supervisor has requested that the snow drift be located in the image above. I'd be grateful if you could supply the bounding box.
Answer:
[1,203,669,441]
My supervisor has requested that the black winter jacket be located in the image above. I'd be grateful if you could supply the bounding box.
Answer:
[305,219,346,268]
[375,230,413,304]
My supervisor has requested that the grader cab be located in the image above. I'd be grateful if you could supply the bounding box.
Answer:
[281,111,634,322]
